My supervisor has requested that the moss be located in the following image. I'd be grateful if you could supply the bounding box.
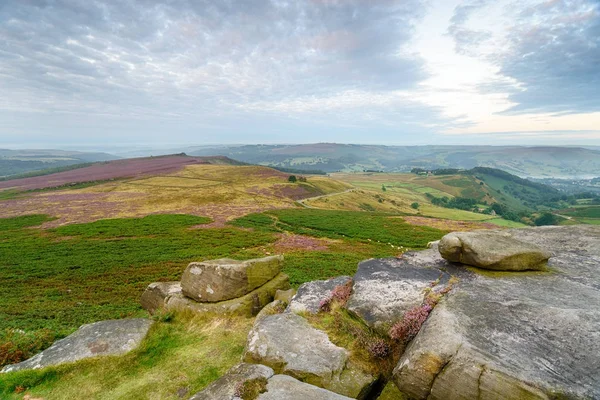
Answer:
[234,376,268,400]
[465,266,553,279]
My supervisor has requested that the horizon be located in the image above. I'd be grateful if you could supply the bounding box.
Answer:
[1,0,600,147]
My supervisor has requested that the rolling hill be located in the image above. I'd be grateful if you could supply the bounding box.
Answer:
[0,149,119,178]
[186,144,600,178]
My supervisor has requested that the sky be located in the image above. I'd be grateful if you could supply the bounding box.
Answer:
[0,0,599,149]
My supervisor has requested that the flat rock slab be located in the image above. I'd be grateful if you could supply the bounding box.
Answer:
[347,258,450,334]
[189,363,274,400]
[394,225,600,399]
[181,255,283,302]
[166,273,290,317]
[257,375,353,400]
[286,276,352,315]
[244,313,376,398]
[438,230,551,271]
[2,319,153,373]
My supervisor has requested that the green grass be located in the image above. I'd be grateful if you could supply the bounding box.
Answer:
[485,218,528,228]
[1,210,447,369]
[0,314,252,399]
[230,209,445,248]
[560,206,600,218]
[0,214,275,366]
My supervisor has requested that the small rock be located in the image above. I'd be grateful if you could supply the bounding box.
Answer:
[181,255,283,302]
[438,231,551,271]
[140,281,181,314]
[257,375,353,400]
[189,363,274,400]
[274,288,296,304]
[2,319,153,373]
[255,300,287,324]
[286,276,351,315]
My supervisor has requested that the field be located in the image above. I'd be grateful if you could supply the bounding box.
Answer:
[308,172,505,225]
[0,161,544,398]
[0,160,351,228]
[557,206,600,225]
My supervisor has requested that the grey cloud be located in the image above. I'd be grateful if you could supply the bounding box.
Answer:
[448,0,600,114]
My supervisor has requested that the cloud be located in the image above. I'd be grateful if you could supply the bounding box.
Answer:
[0,0,431,123]
[447,0,600,115]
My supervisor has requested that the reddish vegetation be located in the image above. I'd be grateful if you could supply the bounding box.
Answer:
[273,233,331,252]
[0,155,229,191]
[402,216,498,231]
[319,279,353,312]
[246,184,315,201]
[389,304,433,342]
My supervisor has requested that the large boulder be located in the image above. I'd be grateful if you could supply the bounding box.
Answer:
[164,273,290,317]
[346,259,451,334]
[438,230,551,271]
[189,363,274,400]
[257,375,353,400]
[244,313,377,399]
[181,255,283,302]
[393,225,600,399]
[286,276,352,315]
[1,319,153,373]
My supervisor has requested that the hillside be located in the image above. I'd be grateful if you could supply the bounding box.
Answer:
[187,144,600,178]
[0,149,119,178]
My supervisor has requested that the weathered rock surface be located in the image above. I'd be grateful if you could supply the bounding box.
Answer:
[2,319,153,373]
[164,272,290,317]
[181,255,283,302]
[140,281,181,313]
[393,225,600,399]
[346,259,450,334]
[274,288,296,304]
[188,363,274,400]
[438,230,551,271]
[257,375,353,400]
[286,276,352,315]
[254,300,286,324]
[243,313,376,399]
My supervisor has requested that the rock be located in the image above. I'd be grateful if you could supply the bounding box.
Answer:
[165,273,290,317]
[1,319,153,373]
[140,281,181,313]
[346,258,450,334]
[438,230,551,271]
[189,363,274,400]
[181,255,283,302]
[286,276,352,315]
[393,226,600,399]
[244,313,376,398]
[255,300,287,324]
[257,375,353,400]
[274,288,296,304]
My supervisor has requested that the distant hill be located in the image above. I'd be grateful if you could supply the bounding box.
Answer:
[0,154,243,191]
[0,149,120,177]
[186,144,600,178]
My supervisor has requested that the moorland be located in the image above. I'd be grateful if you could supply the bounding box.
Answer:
[0,153,598,398]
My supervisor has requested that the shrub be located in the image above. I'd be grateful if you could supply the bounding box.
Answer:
[389,304,432,343]
[288,175,297,183]
[319,280,353,312]
[0,329,55,368]
[411,202,419,209]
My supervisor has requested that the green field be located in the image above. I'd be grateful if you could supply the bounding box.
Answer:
[0,210,447,371]
[560,206,600,218]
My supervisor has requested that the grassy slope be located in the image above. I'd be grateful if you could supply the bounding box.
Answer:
[318,173,498,222]
[0,314,252,399]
